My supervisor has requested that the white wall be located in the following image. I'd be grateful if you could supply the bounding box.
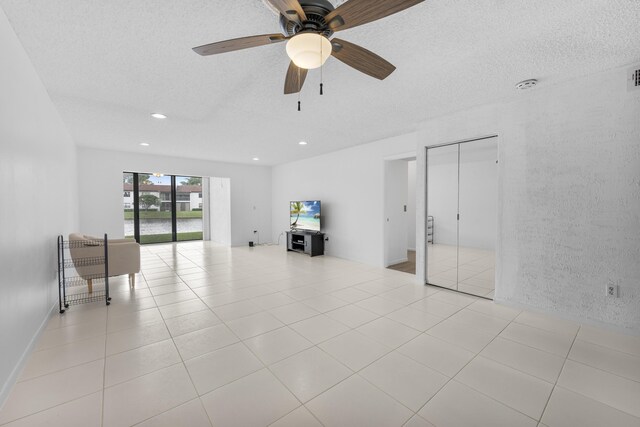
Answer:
[210,177,231,246]
[189,192,201,211]
[407,160,417,251]
[416,64,640,331]
[384,160,408,266]
[272,133,417,267]
[77,148,271,247]
[0,8,78,404]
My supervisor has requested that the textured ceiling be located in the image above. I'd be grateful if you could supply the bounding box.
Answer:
[2,0,640,165]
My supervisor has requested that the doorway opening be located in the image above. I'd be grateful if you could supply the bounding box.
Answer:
[384,157,417,274]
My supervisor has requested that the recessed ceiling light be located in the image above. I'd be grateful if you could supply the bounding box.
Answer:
[298,141,308,145]
[252,157,260,161]
[140,142,150,147]
[151,113,167,119]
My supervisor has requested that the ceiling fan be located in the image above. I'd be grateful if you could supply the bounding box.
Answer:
[193,0,424,96]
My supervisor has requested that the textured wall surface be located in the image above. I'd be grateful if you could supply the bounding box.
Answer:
[416,64,640,331]
[0,8,78,404]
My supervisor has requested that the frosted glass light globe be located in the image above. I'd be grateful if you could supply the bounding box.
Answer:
[286,33,332,70]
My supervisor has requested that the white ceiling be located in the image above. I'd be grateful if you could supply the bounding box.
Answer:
[2,0,640,165]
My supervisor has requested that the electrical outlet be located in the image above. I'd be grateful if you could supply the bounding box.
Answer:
[606,284,618,297]
[253,230,258,234]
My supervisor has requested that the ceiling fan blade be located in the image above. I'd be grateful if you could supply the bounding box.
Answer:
[193,34,286,56]
[330,38,396,80]
[264,0,307,25]
[284,61,308,94]
[325,0,424,32]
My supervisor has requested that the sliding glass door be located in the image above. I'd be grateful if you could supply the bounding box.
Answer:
[138,173,173,244]
[175,176,203,241]
[457,139,498,297]
[426,144,459,290]
[123,172,204,244]
[123,173,135,239]
[425,136,497,298]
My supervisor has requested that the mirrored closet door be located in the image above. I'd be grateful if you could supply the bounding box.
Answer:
[425,136,497,298]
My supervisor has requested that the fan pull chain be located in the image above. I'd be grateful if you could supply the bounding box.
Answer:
[320,36,324,95]
[297,67,301,111]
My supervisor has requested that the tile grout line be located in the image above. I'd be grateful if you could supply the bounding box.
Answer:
[413,312,540,424]
[6,243,636,427]
[154,247,348,425]
[563,356,640,385]
[536,324,581,424]
[153,252,219,427]
[203,304,312,425]
[177,271,421,424]
[105,250,204,427]
[0,388,104,426]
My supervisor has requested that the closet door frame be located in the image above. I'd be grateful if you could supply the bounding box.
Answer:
[424,134,498,300]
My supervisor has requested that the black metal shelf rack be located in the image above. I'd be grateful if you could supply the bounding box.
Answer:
[57,234,111,313]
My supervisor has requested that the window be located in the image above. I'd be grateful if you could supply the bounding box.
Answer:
[123,172,204,244]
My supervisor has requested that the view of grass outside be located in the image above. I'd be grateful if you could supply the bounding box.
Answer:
[127,231,204,244]
[123,211,202,220]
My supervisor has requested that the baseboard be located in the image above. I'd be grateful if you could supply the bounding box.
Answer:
[0,303,56,409]
[493,297,640,337]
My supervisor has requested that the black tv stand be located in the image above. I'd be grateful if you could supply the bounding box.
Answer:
[286,230,324,257]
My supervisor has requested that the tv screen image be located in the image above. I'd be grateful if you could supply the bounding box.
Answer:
[290,201,321,232]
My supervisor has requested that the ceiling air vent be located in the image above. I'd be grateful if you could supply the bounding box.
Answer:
[515,79,538,90]
[628,66,640,91]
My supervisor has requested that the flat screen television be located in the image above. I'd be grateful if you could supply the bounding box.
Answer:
[290,200,321,232]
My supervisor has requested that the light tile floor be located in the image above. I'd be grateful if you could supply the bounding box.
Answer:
[427,244,496,298]
[1,242,639,427]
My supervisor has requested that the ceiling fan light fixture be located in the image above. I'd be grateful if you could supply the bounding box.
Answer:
[286,33,332,70]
